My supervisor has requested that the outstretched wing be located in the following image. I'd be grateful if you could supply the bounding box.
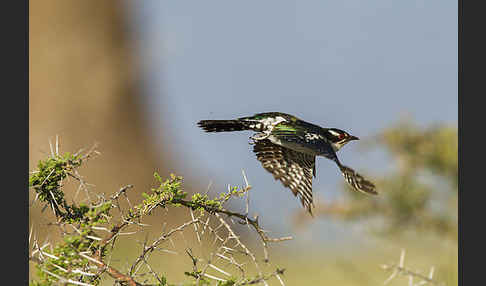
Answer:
[338,164,377,195]
[253,139,316,214]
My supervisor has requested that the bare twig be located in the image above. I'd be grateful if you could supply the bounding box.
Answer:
[129,218,201,276]
[381,249,445,286]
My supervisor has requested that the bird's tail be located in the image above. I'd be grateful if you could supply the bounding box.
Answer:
[339,164,378,195]
[197,119,251,133]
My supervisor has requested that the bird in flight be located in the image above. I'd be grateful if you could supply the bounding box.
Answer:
[197,112,377,215]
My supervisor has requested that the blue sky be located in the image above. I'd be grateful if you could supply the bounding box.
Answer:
[123,0,457,243]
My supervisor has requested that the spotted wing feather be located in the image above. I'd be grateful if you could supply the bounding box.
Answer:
[253,139,316,214]
[339,165,377,195]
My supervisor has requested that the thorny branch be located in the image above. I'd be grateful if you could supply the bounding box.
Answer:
[30,141,290,286]
[129,218,201,276]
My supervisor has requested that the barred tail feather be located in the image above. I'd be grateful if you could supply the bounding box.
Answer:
[339,165,377,195]
[197,120,250,133]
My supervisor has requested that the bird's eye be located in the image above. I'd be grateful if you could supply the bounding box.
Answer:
[338,133,345,140]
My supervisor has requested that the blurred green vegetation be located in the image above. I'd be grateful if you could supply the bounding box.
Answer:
[310,120,458,242]
[284,120,458,285]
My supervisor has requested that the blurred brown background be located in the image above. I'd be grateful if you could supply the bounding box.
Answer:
[29,3,204,283]
[29,1,172,227]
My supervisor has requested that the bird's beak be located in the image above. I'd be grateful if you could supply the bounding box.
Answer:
[349,135,359,141]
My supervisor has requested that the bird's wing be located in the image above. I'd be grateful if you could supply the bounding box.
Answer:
[253,139,316,214]
[338,164,378,195]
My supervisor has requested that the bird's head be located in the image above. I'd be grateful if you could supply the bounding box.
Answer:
[325,128,359,151]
